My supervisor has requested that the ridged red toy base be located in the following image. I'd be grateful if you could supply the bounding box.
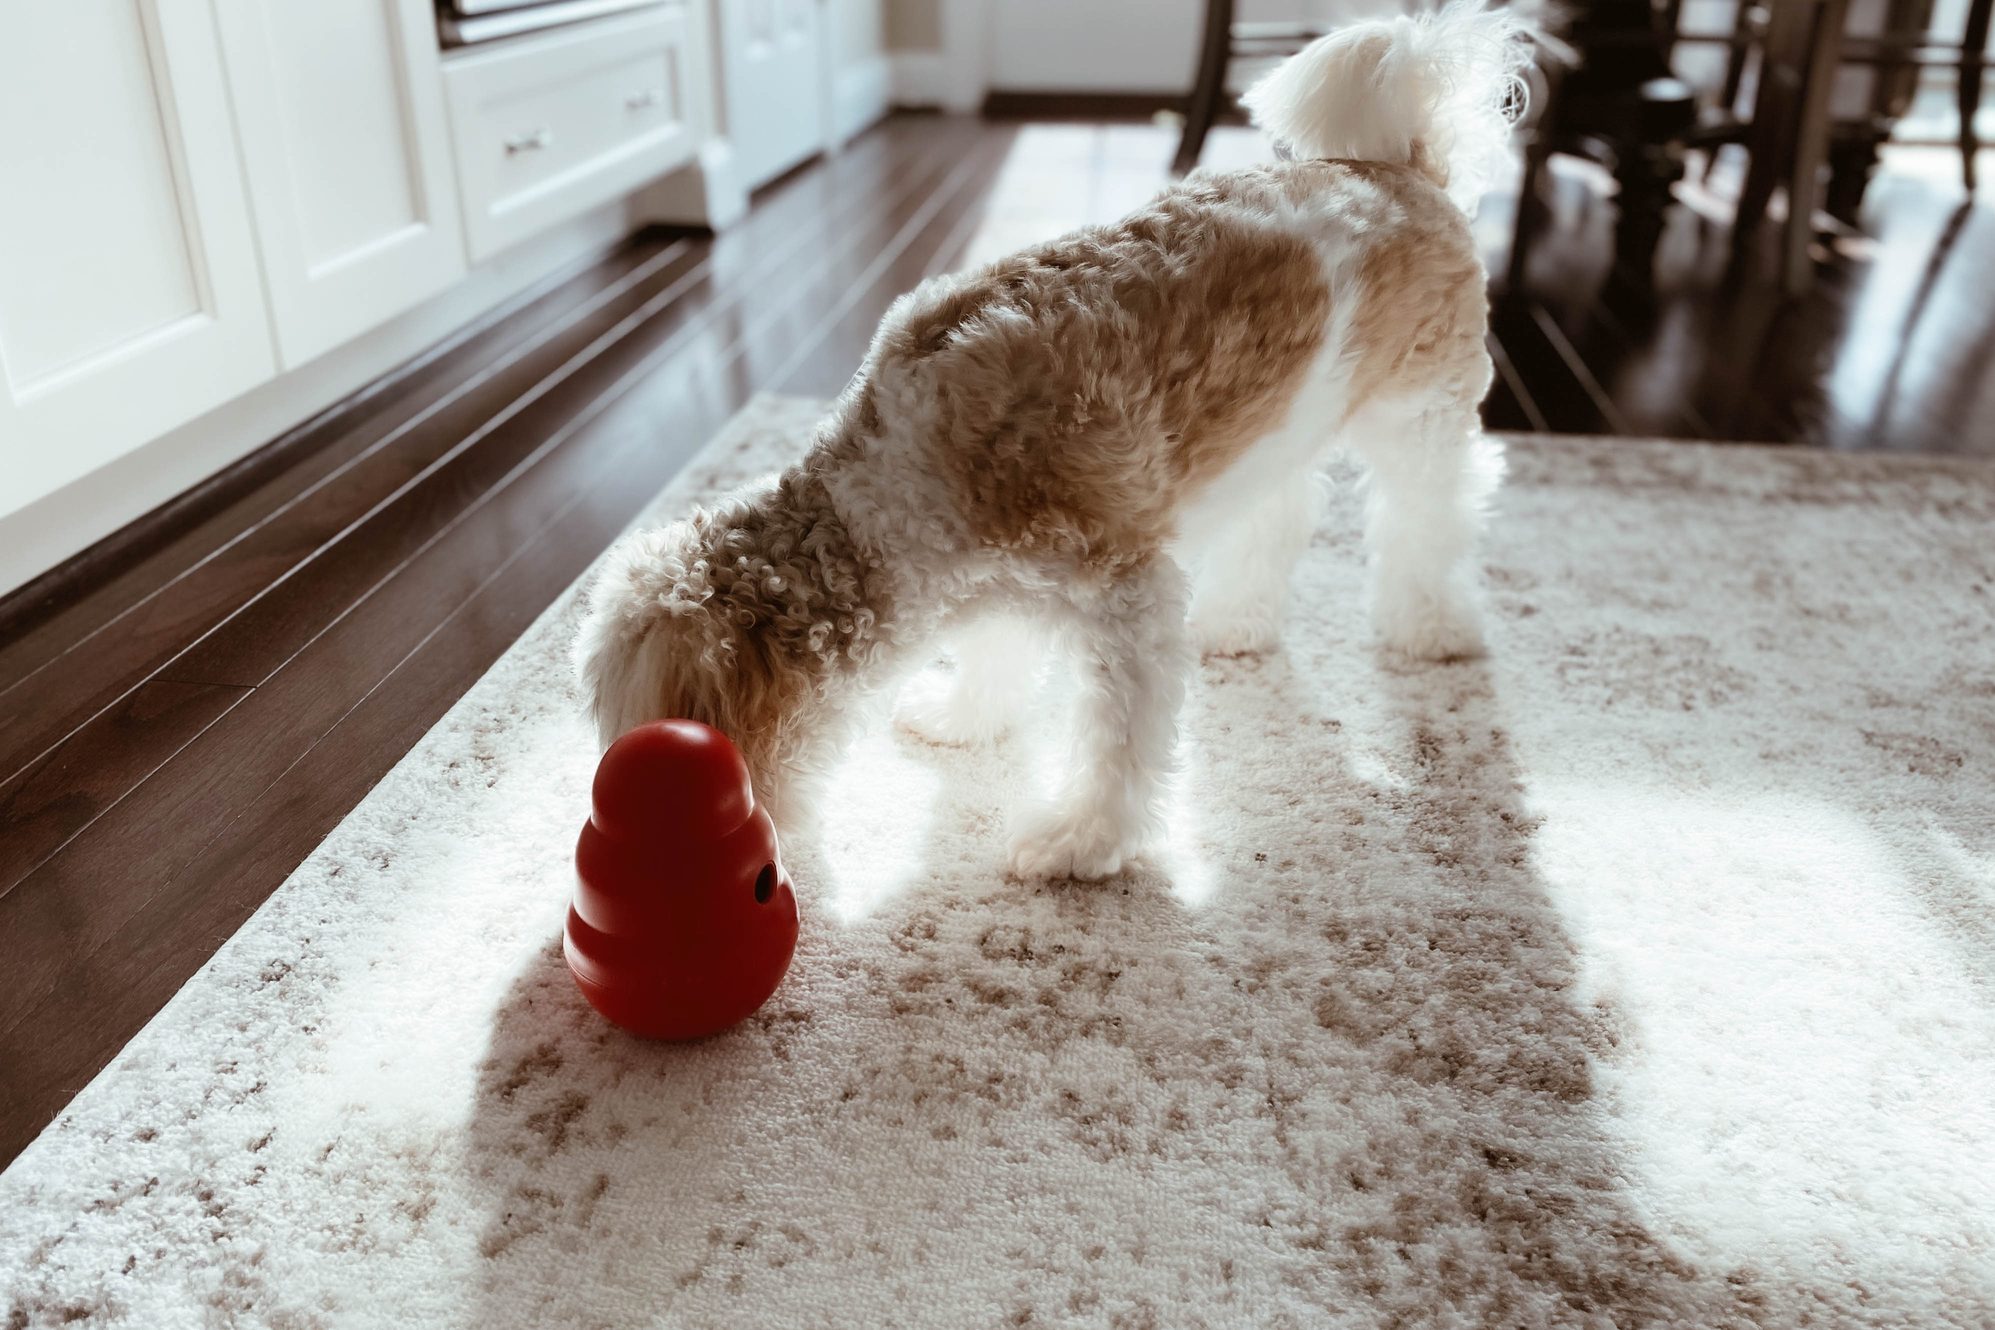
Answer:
[563,905,795,1041]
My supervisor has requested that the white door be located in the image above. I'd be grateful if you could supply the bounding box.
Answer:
[0,0,276,520]
[719,0,829,190]
[211,0,467,369]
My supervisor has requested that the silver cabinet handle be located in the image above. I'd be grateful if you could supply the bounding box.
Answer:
[625,89,663,110]
[504,128,552,154]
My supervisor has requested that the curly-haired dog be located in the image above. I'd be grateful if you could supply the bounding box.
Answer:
[575,3,1532,878]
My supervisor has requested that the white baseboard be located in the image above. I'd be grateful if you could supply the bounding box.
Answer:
[832,55,893,147]
[0,202,643,599]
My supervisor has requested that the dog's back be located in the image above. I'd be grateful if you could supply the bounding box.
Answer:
[815,150,1486,576]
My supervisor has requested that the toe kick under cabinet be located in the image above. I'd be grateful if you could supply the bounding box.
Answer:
[0,0,714,560]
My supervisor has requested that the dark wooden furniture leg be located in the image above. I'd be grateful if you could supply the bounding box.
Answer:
[1511,2,1697,292]
[1734,0,1849,293]
[1963,0,1993,191]
[1174,0,1235,176]
[1783,0,1849,292]
[1703,1,1762,180]
[1507,138,1548,290]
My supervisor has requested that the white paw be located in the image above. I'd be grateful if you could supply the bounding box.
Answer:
[894,674,1011,747]
[1188,605,1282,659]
[1005,805,1140,881]
[1373,590,1486,662]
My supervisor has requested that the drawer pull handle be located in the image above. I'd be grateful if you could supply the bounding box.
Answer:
[625,89,663,110]
[504,128,552,154]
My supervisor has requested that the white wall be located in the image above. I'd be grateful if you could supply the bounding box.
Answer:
[984,0,1381,93]
[885,0,940,49]
[987,0,1202,92]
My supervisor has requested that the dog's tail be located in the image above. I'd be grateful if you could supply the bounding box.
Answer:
[1240,1,1537,213]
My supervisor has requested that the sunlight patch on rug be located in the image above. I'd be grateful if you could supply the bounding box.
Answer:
[817,726,946,925]
[1536,783,1995,1284]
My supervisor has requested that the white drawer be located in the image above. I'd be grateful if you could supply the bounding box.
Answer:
[443,6,700,262]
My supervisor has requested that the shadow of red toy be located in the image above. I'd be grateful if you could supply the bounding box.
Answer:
[565,720,799,1039]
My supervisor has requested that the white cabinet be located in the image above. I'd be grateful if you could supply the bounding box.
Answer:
[443,7,705,262]
[719,0,829,189]
[1,0,736,586]
[211,0,467,369]
[0,0,276,519]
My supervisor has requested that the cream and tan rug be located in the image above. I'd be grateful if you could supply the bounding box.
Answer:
[4,395,1993,1328]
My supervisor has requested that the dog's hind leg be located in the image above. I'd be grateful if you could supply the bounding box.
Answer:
[1008,555,1192,881]
[1344,395,1504,661]
[894,614,1042,746]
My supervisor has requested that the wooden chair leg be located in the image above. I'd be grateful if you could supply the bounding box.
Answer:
[1734,96,1787,245]
[1704,1,1761,180]
[1960,0,1992,193]
[1507,141,1548,292]
[1782,0,1850,294]
[1173,0,1235,176]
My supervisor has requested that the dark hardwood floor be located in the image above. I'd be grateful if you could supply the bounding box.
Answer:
[1488,145,1995,450]
[0,112,1989,1166]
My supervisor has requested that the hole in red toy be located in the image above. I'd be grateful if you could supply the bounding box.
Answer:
[754,863,776,904]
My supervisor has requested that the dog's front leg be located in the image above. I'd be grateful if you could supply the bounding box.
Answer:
[1007,556,1191,881]
[895,614,1041,746]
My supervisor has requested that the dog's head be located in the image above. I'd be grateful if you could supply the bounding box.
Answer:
[572,503,838,826]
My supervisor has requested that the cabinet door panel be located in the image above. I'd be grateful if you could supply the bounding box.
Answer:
[213,0,466,368]
[721,0,827,190]
[0,0,275,519]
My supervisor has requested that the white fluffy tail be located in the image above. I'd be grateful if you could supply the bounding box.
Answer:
[1241,1,1534,213]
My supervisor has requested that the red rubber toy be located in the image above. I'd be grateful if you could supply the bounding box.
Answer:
[565,719,799,1039]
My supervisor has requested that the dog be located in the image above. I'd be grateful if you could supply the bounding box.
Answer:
[574,2,1532,879]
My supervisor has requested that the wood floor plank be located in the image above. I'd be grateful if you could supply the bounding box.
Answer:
[1482,331,1545,434]
[1533,296,1713,441]
[1486,295,1618,435]
[774,129,1020,396]
[720,126,999,394]
[1526,303,1634,438]
[0,681,252,891]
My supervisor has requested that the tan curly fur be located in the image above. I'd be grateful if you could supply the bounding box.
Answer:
[570,468,892,817]
[838,173,1335,560]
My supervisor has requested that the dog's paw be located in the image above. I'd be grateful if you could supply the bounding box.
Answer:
[1188,590,1284,658]
[1005,806,1138,881]
[1189,608,1282,659]
[893,674,1011,747]
[1373,591,1486,662]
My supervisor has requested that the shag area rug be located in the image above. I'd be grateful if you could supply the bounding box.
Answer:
[4,396,1993,1329]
